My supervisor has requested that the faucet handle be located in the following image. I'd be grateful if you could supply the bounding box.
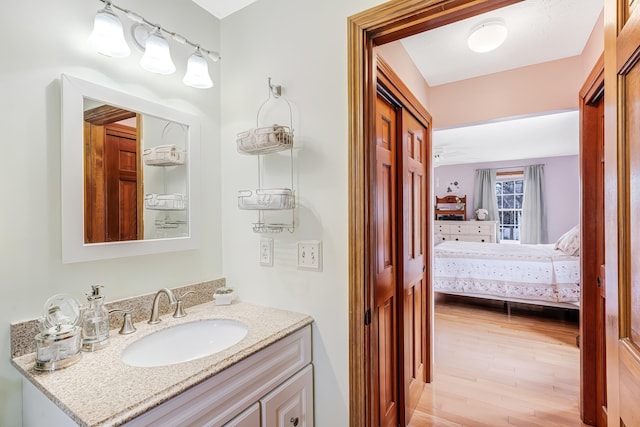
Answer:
[173,291,196,318]
[109,309,137,335]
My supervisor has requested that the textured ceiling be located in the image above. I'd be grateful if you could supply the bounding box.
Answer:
[400,0,603,86]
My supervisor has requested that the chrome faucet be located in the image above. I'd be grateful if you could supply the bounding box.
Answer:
[148,288,177,324]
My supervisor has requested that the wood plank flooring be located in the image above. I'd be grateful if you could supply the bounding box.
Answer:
[409,295,588,427]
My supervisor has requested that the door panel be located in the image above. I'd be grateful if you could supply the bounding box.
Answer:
[105,124,139,242]
[374,94,398,427]
[401,110,427,421]
[614,1,640,425]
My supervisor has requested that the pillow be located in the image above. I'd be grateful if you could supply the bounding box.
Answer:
[554,225,580,256]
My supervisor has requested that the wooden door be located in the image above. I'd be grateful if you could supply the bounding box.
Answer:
[374,93,399,427]
[84,106,140,244]
[579,55,605,426]
[608,0,640,425]
[400,110,427,421]
[104,124,139,242]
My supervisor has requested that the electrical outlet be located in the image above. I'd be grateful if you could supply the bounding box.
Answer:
[297,240,322,271]
[260,238,273,266]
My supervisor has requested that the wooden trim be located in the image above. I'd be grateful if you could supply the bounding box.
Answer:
[348,1,523,425]
[136,114,144,240]
[84,105,136,125]
[580,54,605,103]
[603,0,620,424]
[496,171,524,176]
[376,55,432,126]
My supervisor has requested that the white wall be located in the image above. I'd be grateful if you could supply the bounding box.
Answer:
[0,1,221,425]
[220,0,385,425]
[434,155,580,242]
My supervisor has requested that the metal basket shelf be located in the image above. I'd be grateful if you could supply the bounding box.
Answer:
[238,188,294,210]
[236,126,293,155]
[144,193,187,211]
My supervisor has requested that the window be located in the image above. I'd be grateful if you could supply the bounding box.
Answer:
[496,175,524,242]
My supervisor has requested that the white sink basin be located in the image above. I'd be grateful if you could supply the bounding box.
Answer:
[121,319,248,367]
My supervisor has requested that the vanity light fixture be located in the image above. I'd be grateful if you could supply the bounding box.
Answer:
[467,19,508,53]
[140,27,176,75]
[183,48,214,89]
[88,2,130,58]
[88,0,219,88]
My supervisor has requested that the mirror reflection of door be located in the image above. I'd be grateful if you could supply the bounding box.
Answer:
[84,104,143,243]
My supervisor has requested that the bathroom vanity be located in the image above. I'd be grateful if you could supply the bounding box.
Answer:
[13,300,313,427]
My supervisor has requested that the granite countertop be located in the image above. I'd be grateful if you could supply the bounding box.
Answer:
[12,301,313,427]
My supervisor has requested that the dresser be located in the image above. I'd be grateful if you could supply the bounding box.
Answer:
[434,220,498,243]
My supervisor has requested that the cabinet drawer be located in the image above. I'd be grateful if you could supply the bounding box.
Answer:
[261,365,314,427]
[450,225,464,234]
[460,224,488,235]
[435,224,450,233]
[224,403,260,427]
[463,235,491,243]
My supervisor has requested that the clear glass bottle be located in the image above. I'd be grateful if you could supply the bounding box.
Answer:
[81,284,110,351]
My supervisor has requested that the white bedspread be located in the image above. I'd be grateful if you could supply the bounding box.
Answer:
[434,241,580,303]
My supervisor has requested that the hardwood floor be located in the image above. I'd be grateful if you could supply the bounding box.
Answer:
[409,295,588,427]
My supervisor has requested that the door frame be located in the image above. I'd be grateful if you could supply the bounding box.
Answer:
[347,0,596,425]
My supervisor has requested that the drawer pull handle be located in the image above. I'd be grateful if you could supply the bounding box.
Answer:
[290,416,300,426]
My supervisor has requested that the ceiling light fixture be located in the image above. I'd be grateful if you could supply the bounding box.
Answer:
[467,19,507,53]
[88,0,220,88]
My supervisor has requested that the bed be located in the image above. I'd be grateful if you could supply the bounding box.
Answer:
[433,239,580,310]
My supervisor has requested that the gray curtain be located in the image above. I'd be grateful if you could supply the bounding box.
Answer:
[473,169,498,221]
[521,164,548,244]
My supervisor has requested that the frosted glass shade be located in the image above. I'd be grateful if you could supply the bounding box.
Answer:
[467,20,507,53]
[88,5,131,58]
[183,50,213,89]
[140,29,176,75]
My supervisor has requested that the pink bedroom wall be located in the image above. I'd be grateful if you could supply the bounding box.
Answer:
[374,10,603,130]
[430,57,583,129]
[434,155,579,243]
[376,41,431,111]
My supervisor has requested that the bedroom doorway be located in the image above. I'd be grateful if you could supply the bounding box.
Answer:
[348,0,603,425]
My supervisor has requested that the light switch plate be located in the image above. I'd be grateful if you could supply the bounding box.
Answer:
[297,240,322,271]
[260,238,273,266]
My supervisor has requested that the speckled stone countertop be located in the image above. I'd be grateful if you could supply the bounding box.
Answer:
[11,301,313,427]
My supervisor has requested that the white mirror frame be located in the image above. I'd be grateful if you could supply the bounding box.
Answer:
[61,74,201,263]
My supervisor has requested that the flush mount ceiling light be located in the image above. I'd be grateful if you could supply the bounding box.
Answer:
[88,0,220,88]
[467,19,507,53]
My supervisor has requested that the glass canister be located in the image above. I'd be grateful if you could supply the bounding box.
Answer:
[34,294,83,372]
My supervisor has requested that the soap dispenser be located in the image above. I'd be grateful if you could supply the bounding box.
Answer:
[81,284,110,351]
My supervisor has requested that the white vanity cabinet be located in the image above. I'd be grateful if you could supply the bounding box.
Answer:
[224,365,313,427]
[23,325,313,427]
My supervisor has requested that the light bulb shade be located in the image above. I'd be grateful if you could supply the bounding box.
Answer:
[140,29,176,75]
[183,50,213,89]
[467,20,507,53]
[88,5,131,58]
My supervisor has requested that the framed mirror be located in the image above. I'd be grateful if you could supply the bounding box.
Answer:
[61,74,201,263]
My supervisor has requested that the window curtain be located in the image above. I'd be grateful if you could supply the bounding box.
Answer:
[521,164,548,244]
[473,169,498,221]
